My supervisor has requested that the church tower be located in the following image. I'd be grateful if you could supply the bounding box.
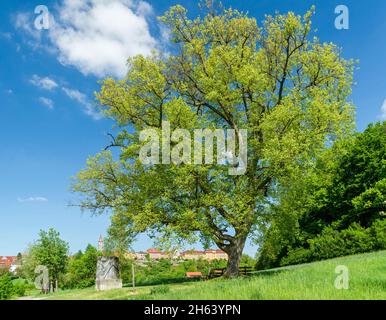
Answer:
[98,235,104,252]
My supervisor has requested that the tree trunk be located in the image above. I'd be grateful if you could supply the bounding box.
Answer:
[223,236,246,278]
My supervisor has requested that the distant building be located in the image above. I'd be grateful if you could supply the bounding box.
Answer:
[124,248,228,262]
[134,251,148,260]
[146,248,163,259]
[180,249,228,261]
[147,248,179,260]
[124,251,147,261]
[203,249,228,261]
[0,256,19,272]
[180,250,205,260]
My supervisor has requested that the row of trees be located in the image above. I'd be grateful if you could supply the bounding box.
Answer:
[256,121,386,269]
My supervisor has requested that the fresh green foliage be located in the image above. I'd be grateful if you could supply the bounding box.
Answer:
[301,122,386,231]
[11,279,28,297]
[0,268,10,277]
[352,178,386,223]
[29,228,69,290]
[17,247,40,281]
[372,218,386,248]
[282,220,386,265]
[240,254,256,267]
[0,273,14,300]
[257,122,386,269]
[17,243,97,292]
[72,3,354,277]
[63,245,98,289]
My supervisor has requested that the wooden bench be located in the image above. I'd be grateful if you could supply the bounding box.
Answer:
[186,272,203,279]
[208,268,225,279]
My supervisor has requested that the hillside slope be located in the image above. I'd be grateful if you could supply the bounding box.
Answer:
[29,251,386,300]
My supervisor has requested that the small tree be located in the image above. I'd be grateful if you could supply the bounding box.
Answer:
[17,248,38,281]
[0,273,14,300]
[32,228,69,291]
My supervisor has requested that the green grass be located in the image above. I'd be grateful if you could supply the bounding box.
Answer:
[24,251,386,300]
[24,283,194,300]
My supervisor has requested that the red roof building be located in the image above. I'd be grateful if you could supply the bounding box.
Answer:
[146,248,166,259]
[147,248,163,254]
[0,256,18,269]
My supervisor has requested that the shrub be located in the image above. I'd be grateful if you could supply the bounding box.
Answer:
[0,273,14,300]
[281,221,384,266]
[281,248,313,266]
[341,224,375,254]
[12,282,27,297]
[308,227,347,260]
[371,219,386,249]
[0,268,10,277]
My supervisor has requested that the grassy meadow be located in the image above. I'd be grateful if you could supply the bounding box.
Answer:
[22,250,386,300]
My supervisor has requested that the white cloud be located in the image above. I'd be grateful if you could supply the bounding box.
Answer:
[62,87,87,103]
[0,32,12,40]
[39,97,54,109]
[380,100,386,120]
[62,87,103,120]
[48,0,157,78]
[17,197,48,203]
[30,75,58,90]
[14,12,41,41]
[136,1,153,16]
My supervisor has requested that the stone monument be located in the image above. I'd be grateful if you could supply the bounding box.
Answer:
[95,256,123,291]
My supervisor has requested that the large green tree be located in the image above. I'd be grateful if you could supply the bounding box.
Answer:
[73,4,354,276]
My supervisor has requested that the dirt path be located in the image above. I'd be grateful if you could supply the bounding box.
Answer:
[18,296,46,300]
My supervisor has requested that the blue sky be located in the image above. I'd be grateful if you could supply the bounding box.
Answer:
[0,0,385,256]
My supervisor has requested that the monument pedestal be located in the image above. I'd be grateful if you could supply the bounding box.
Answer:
[96,279,122,291]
